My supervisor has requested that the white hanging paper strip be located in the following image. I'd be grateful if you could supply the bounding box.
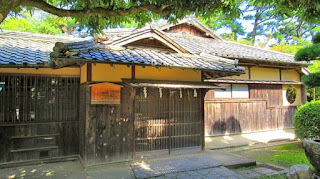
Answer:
[143,87,147,98]
[179,89,182,98]
[194,89,197,97]
[159,88,163,98]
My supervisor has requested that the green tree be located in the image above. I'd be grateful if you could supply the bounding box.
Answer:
[1,11,77,35]
[273,16,319,45]
[0,0,241,33]
[256,0,320,24]
[201,14,245,40]
[295,33,320,88]
[243,4,278,45]
[270,44,305,55]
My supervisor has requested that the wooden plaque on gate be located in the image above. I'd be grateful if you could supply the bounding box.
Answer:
[91,83,121,104]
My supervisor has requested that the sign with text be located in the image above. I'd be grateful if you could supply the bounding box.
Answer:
[91,83,121,104]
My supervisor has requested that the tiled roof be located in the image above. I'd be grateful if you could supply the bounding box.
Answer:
[94,28,136,42]
[52,42,244,74]
[95,21,306,65]
[0,30,86,66]
[166,33,303,64]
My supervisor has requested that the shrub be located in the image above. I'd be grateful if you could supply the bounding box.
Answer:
[312,32,320,44]
[301,73,320,88]
[294,100,320,139]
[295,43,320,61]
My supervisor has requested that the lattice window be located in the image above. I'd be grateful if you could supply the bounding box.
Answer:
[0,75,79,123]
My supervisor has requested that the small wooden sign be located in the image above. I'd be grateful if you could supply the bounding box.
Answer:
[91,83,121,104]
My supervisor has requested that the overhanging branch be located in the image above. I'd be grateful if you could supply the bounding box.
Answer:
[20,0,171,18]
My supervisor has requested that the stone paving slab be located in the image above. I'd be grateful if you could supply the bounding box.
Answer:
[166,166,245,179]
[131,154,221,178]
[0,161,88,179]
[235,169,262,179]
[205,129,296,150]
[205,151,256,168]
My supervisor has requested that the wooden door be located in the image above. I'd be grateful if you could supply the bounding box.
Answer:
[134,87,201,154]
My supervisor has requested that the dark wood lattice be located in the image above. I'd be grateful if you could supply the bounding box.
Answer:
[0,74,79,124]
[134,87,201,153]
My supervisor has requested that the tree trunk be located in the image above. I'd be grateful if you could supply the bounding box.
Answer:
[251,8,260,45]
[231,18,237,40]
[231,28,237,40]
[296,19,303,39]
[0,0,21,24]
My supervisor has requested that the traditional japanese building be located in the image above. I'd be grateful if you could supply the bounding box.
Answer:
[0,17,308,167]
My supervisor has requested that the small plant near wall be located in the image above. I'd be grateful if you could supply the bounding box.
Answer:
[286,86,297,104]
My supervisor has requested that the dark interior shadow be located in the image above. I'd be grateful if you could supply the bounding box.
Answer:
[210,116,242,135]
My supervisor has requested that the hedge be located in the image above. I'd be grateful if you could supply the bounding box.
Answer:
[294,100,320,139]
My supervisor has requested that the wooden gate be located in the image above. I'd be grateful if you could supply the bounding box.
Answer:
[134,87,202,155]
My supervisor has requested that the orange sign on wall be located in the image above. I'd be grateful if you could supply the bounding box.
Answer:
[91,83,121,104]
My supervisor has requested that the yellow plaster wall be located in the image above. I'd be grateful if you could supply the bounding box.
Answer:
[91,64,131,82]
[80,64,87,84]
[282,84,302,106]
[221,66,249,80]
[251,67,280,81]
[281,69,300,81]
[0,67,80,76]
[135,66,201,82]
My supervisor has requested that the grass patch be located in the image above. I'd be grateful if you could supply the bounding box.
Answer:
[233,142,314,170]
[258,173,287,179]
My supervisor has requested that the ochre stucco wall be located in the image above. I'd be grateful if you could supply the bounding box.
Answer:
[87,64,202,82]
[135,66,201,82]
[251,67,280,81]
[281,69,300,81]
[0,67,80,76]
[91,64,131,82]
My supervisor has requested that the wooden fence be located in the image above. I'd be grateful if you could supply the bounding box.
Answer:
[204,100,297,136]
[0,74,79,164]
[0,122,79,163]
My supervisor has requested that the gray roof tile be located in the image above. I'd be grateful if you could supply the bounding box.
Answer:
[73,46,243,73]
[0,30,88,66]
[166,33,301,64]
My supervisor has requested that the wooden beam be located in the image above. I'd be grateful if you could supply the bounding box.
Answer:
[87,63,92,82]
[131,65,135,80]
[123,79,224,89]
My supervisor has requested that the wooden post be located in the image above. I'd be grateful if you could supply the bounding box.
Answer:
[132,88,136,159]
[131,65,135,80]
[168,89,172,154]
[279,69,282,81]
[200,89,206,150]
[87,64,92,82]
